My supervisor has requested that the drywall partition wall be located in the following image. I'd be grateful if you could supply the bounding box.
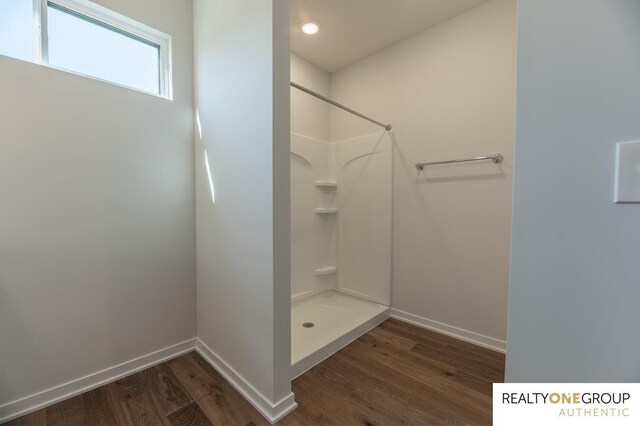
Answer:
[506,0,640,382]
[330,0,516,350]
[0,0,195,420]
[194,0,295,421]
[337,132,393,305]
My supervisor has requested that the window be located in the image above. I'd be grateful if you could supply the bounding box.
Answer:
[0,0,34,62]
[0,0,172,98]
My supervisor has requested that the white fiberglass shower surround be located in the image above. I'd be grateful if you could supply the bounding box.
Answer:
[290,80,393,377]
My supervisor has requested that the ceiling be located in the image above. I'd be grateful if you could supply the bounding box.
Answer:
[290,0,490,73]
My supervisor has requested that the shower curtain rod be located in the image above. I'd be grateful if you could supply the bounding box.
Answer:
[290,82,392,131]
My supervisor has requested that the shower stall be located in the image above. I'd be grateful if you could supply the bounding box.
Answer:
[290,82,393,377]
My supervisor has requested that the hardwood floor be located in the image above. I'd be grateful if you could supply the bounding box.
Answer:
[4,319,504,426]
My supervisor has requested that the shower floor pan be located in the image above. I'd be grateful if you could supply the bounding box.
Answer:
[291,290,389,378]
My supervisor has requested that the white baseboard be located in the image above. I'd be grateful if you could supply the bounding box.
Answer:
[390,308,506,353]
[1,337,298,425]
[195,339,297,424]
[0,338,197,424]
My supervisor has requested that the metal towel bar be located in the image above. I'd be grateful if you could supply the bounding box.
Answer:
[416,153,503,171]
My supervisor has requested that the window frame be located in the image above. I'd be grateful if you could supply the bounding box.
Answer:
[31,0,172,99]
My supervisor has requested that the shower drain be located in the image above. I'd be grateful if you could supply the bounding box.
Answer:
[302,322,315,328]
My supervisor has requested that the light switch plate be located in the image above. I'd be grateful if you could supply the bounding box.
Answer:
[615,141,640,203]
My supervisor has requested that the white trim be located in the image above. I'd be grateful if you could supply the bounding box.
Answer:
[195,339,297,424]
[0,338,197,424]
[32,0,48,64]
[390,308,506,353]
[0,336,300,425]
[49,0,168,45]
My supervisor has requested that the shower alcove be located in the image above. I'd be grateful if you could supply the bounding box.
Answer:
[290,106,393,377]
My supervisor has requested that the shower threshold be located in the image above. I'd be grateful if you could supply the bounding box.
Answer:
[291,290,389,378]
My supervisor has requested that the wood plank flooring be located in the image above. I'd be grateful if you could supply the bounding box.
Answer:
[4,319,504,426]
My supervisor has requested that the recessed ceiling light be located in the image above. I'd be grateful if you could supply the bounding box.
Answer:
[301,20,320,35]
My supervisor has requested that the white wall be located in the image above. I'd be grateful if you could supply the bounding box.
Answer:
[194,0,295,420]
[506,0,640,382]
[291,53,331,141]
[330,0,516,347]
[0,0,196,414]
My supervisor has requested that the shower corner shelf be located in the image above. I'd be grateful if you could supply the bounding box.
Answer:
[314,208,338,214]
[314,266,337,276]
[314,181,338,188]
